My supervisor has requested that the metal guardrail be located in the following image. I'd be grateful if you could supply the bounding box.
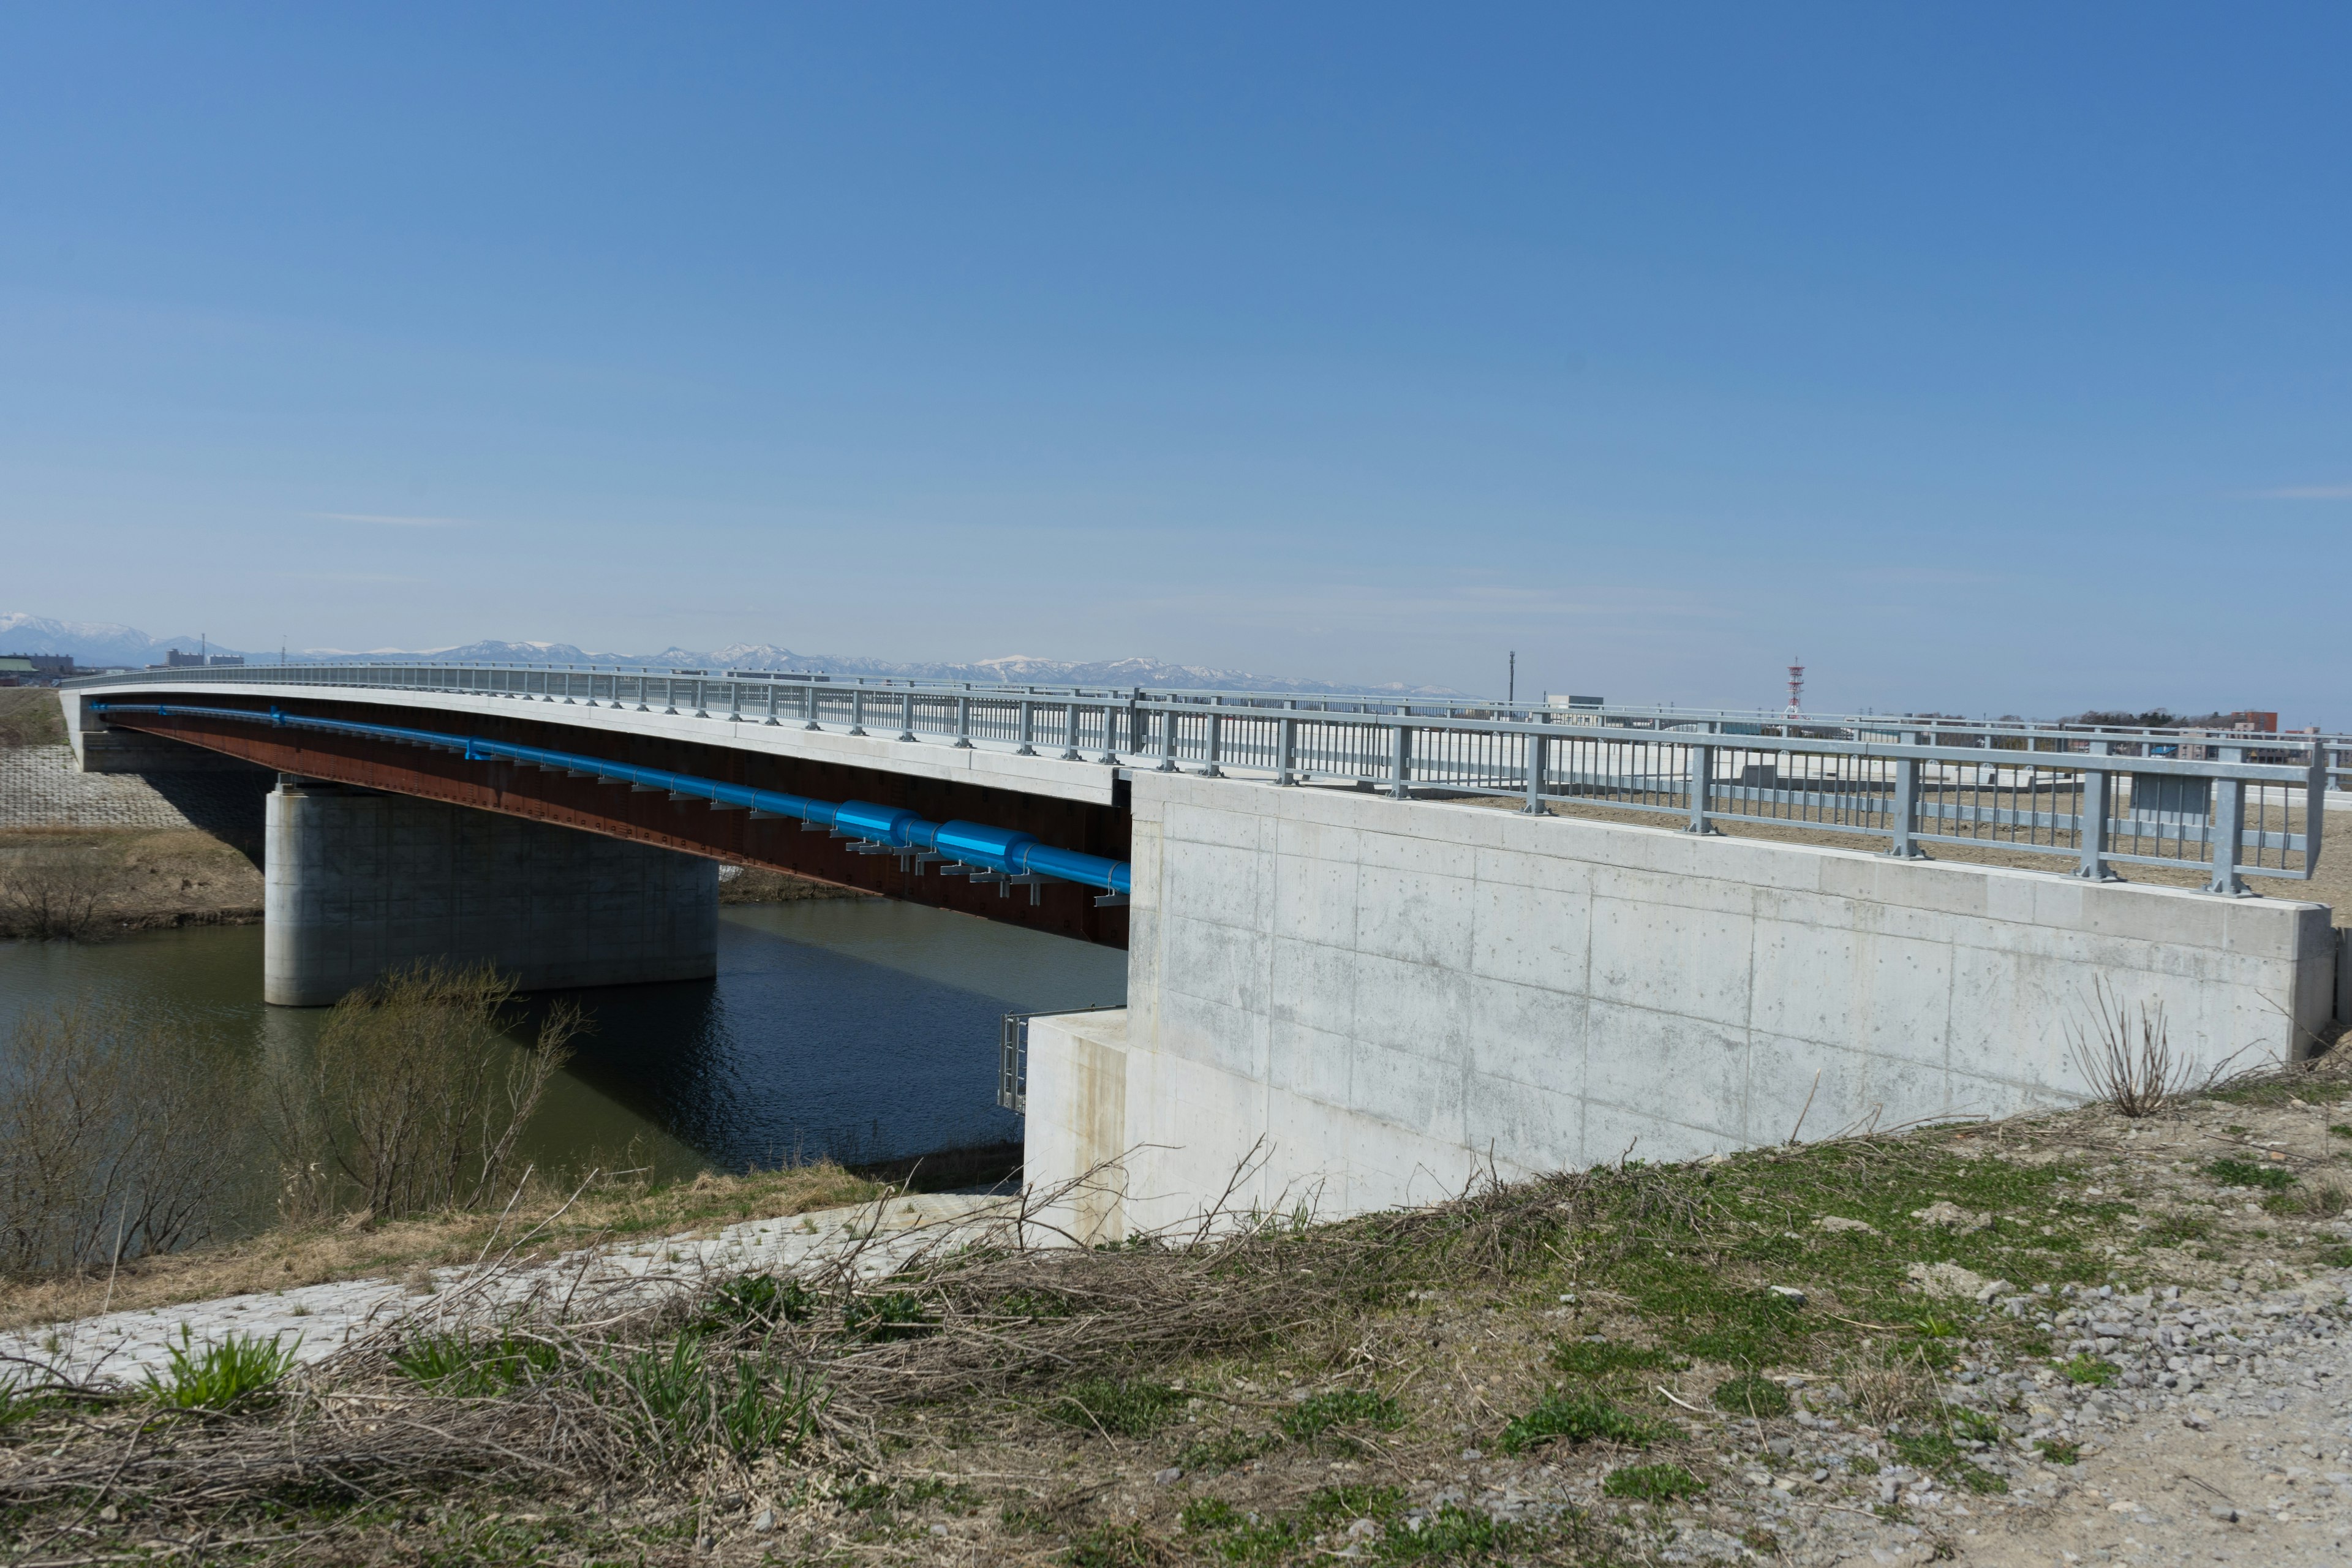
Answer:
[998,1005,1124,1114]
[69,663,2329,892]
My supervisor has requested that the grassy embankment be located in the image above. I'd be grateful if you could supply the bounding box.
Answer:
[6,1060,2349,1566]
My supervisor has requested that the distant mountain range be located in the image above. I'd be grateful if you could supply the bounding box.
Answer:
[1,614,1464,697]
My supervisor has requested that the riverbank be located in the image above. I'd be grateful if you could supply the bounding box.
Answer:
[0,1162,881,1335]
[6,1063,2351,1564]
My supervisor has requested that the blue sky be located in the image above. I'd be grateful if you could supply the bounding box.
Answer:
[2,6,2346,720]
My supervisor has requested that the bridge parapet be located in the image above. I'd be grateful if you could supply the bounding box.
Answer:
[66,663,2329,895]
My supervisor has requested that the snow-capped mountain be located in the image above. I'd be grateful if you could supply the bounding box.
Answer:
[0,612,227,668]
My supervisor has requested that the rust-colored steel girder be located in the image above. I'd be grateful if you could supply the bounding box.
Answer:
[103,699,1131,948]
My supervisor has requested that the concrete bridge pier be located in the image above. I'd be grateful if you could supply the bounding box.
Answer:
[263,776,717,1006]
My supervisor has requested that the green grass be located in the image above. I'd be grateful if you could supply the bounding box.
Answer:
[2203,1159,2297,1192]
[1065,1522,1167,1567]
[841,1290,932,1342]
[1712,1374,1790,1418]
[2330,1125,2352,1141]
[1888,1427,2008,1495]
[2034,1437,2082,1465]
[2060,1355,2117,1387]
[693,1272,815,1332]
[1178,1427,1283,1472]
[1498,1390,1664,1453]
[2146,1211,2214,1247]
[1045,1377,1186,1437]
[141,1329,297,1411]
[1180,1487,1535,1564]
[393,1330,561,1396]
[1572,1142,2109,1383]
[1603,1462,1705,1501]
[1280,1389,1405,1444]
[1551,1338,1683,1378]
[599,1335,817,1463]
[2316,1245,2352,1268]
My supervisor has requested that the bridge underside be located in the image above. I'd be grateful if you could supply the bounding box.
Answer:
[100,699,1131,948]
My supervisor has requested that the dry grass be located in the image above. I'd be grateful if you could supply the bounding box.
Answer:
[0,827,263,936]
[0,1163,880,1333]
[0,686,66,748]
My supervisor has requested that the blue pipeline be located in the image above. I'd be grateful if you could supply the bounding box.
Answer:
[92,701,1133,897]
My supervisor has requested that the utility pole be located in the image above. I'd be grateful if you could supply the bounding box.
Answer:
[1507,651,1516,709]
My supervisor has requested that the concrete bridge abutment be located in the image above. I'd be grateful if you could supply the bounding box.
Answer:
[1026,772,2340,1241]
[263,776,717,1006]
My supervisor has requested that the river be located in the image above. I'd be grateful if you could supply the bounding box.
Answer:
[0,900,1126,1238]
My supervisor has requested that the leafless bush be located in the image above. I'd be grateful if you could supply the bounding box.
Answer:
[0,851,124,940]
[1839,1342,1939,1426]
[2067,980,2200,1118]
[0,1003,243,1276]
[270,963,580,1222]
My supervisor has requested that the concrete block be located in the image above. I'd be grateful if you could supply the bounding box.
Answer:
[1467,877,1592,991]
[1463,979,1587,1094]
[1588,892,1755,1030]
[1584,1001,1746,1141]
[1353,862,1477,969]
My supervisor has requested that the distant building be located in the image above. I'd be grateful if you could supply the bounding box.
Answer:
[162,649,244,668]
[0,652,72,684]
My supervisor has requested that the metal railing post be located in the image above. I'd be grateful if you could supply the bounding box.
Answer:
[2208,744,2248,895]
[849,688,867,736]
[1276,715,1298,786]
[1686,741,1719,834]
[1061,701,1084,761]
[2075,741,2116,880]
[1202,710,1224,776]
[954,693,974,748]
[1888,730,1926,859]
[1016,700,1036,755]
[764,682,780,726]
[1521,722,1548,815]
[692,680,709,718]
[1389,722,1412,799]
[899,692,918,742]
[1156,703,1180,772]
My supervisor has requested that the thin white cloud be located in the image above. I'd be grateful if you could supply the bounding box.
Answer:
[307,511,473,527]
[2252,484,2352,500]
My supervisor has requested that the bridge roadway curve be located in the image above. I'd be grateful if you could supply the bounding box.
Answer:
[61,680,1133,947]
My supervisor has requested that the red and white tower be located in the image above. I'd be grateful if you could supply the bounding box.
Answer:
[1784,658,1804,719]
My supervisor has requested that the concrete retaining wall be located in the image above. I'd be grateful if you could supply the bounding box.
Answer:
[0,744,273,832]
[1026,774,2339,1240]
[264,778,717,1005]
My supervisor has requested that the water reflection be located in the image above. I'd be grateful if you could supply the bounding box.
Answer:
[0,899,1126,1237]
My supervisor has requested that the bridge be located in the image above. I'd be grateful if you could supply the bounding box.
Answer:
[59,665,2350,1231]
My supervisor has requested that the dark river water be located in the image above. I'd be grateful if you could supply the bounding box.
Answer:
[0,901,1125,1234]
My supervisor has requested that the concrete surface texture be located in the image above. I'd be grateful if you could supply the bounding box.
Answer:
[0,744,272,831]
[0,1192,1010,1390]
[1033,774,2340,1238]
[263,777,718,1005]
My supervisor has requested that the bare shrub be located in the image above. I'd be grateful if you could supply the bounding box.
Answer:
[0,1003,243,1276]
[0,850,124,940]
[2066,980,2198,1118]
[271,964,579,1222]
[1839,1342,1939,1426]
